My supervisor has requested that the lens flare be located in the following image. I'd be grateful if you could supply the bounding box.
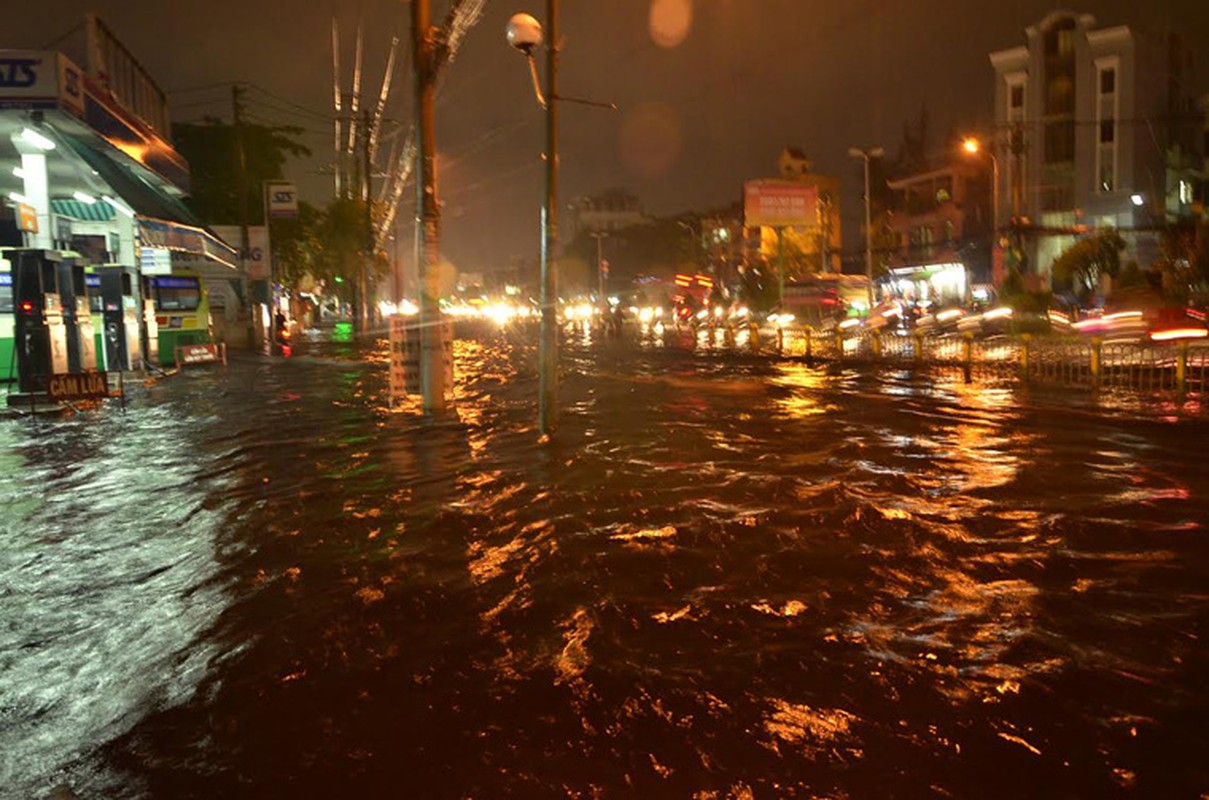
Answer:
[620,101,683,179]
[649,0,692,48]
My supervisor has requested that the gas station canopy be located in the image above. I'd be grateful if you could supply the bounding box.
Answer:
[0,22,237,270]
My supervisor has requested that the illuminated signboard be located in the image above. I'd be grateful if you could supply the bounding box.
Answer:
[0,51,85,118]
[743,180,818,229]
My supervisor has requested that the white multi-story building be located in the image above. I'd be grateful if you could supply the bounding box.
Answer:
[989,10,1202,280]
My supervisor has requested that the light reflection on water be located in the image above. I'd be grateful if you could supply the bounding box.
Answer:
[2,329,1207,798]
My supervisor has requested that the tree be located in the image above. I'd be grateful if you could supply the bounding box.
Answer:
[1153,221,1209,304]
[273,201,325,289]
[173,117,311,225]
[1051,229,1126,300]
[310,197,389,296]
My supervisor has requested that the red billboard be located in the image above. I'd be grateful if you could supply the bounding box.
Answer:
[744,180,818,228]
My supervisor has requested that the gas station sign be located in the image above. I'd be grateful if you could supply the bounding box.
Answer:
[17,203,38,233]
[46,371,112,402]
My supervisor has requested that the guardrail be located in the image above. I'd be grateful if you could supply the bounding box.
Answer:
[649,319,1209,397]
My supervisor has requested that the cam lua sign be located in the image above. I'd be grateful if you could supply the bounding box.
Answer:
[46,371,112,402]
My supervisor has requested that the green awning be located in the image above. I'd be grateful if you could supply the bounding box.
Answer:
[51,198,117,222]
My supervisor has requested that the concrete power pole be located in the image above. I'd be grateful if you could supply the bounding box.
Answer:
[232,83,254,347]
[413,0,446,413]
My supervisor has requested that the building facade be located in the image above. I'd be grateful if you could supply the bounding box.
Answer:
[989,10,1201,280]
[884,159,992,304]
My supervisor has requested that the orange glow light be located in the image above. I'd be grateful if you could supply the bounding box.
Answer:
[1150,328,1208,342]
[962,138,980,154]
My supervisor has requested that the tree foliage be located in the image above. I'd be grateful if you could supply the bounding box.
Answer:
[1051,229,1125,299]
[1153,222,1209,304]
[173,117,311,225]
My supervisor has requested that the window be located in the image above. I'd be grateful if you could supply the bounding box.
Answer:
[1099,120,1115,144]
[151,276,201,311]
[1010,84,1024,109]
[1100,68,1116,94]
[1099,159,1114,192]
[0,273,11,314]
[1045,19,1077,58]
[1045,74,1075,115]
[1045,121,1075,163]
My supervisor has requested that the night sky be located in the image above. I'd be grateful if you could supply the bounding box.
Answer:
[10,1,1209,280]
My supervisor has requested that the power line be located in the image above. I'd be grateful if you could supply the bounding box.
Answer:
[167,80,240,95]
[245,83,333,122]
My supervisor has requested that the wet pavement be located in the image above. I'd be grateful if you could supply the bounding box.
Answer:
[2,327,1208,798]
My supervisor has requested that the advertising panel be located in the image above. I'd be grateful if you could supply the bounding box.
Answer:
[0,51,84,117]
[744,180,818,229]
[210,225,270,280]
[266,182,299,219]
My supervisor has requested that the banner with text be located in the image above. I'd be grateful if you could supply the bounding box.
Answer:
[744,180,818,229]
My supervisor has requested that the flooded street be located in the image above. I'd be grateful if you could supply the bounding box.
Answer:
[3,330,1208,799]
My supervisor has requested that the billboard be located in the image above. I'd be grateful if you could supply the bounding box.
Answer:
[0,51,84,118]
[211,225,270,280]
[744,180,818,228]
[85,14,170,135]
[266,182,299,219]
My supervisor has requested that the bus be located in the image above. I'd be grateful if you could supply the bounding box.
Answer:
[782,273,871,324]
[0,270,14,383]
[146,271,213,365]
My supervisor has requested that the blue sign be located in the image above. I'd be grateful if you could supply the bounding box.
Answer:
[0,58,41,89]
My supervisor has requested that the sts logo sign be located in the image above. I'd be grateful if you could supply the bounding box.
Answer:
[267,182,299,218]
[0,58,41,89]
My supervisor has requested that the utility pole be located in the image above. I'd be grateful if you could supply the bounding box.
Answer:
[538,0,560,435]
[590,231,607,306]
[232,83,253,346]
[848,146,884,311]
[362,105,373,332]
[413,0,446,413]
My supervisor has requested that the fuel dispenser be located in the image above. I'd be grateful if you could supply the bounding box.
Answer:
[96,265,143,372]
[11,250,70,394]
[141,276,159,367]
[56,258,98,373]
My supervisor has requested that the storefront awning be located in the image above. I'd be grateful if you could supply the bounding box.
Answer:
[59,131,236,269]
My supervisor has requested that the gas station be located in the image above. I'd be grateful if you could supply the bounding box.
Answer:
[0,17,240,405]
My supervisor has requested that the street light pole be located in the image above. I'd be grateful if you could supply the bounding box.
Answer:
[848,146,884,311]
[539,0,560,436]
[962,137,1000,282]
[507,7,559,436]
[590,231,607,307]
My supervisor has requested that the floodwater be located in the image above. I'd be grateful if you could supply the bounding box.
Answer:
[2,327,1207,799]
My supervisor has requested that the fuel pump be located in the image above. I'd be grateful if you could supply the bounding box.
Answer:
[141,276,159,367]
[56,258,98,373]
[96,265,143,372]
[11,250,70,394]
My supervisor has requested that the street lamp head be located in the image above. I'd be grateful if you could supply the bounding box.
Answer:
[962,138,981,155]
[506,13,543,55]
[848,146,884,160]
[1131,193,1145,207]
